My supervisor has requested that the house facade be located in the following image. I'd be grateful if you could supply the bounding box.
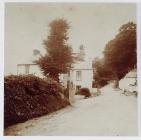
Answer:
[60,58,94,93]
[17,49,43,77]
[17,47,94,93]
[17,63,43,77]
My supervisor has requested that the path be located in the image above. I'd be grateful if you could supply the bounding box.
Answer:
[4,85,138,136]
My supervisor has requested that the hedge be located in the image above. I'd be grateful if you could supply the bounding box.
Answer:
[4,75,70,127]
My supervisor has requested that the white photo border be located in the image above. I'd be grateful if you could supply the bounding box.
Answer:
[0,0,141,139]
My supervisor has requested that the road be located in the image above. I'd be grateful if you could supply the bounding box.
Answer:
[4,85,138,136]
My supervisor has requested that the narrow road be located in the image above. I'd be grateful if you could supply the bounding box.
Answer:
[4,86,138,136]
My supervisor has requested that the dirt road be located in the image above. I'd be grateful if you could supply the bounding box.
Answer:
[4,86,138,136]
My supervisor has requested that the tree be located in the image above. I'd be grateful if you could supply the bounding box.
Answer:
[93,22,136,89]
[36,19,73,82]
[103,22,136,88]
[93,57,115,90]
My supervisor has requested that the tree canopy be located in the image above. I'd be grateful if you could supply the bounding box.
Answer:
[36,19,73,82]
[93,22,136,88]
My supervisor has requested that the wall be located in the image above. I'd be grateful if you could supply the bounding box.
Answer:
[17,64,43,78]
[71,69,93,90]
[29,65,43,78]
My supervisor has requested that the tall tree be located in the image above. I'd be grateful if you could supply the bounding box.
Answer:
[93,22,136,88]
[36,19,73,82]
[104,22,136,88]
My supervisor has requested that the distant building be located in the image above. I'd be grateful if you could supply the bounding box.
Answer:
[17,46,94,93]
[119,69,137,90]
[60,46,94,93]
[17,49,43,77]
[17,63,43,77]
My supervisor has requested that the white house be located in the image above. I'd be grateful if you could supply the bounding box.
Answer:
[59,45,94,93]
[119,69,137,90]
[17,47,94,94]
[17,49,43,77]
[60,59,94,93]
[17,63,43,77]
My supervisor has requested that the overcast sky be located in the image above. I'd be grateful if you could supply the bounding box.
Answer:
[5,3,136,75]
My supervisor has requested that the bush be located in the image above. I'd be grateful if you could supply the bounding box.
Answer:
[76,88,91,98]
[4,75,70,127]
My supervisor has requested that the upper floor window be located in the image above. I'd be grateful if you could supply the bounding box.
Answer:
[76,70,82,81]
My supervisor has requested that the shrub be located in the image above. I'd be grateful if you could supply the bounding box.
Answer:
[76,88,91,98]
[4,75,70,127]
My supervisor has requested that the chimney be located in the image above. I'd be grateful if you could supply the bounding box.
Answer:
[33,49,40,56]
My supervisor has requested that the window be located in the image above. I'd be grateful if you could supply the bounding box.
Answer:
[76,70,82,81]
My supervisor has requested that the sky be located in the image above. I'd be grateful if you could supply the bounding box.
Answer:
[5,3,136,75]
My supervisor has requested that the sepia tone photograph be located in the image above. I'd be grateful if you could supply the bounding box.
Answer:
[4,2,138,136]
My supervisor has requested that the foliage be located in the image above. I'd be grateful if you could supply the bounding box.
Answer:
[36,19,73,82]
[93,58,114,87]
[93,22,136,88]
[4,75,69,127]
[104,22,136,80]
[76,88,91,98]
